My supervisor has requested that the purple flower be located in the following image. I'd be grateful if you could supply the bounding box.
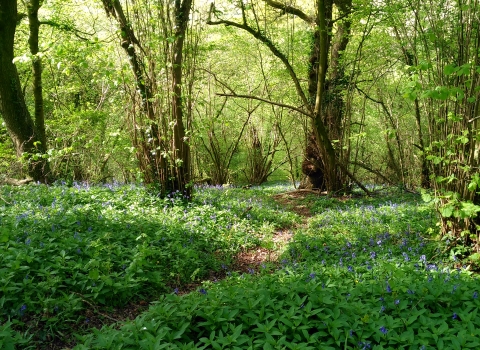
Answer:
[348,266,354,272]
[358,341,371,349]
[370,251,376,259]
[309,273,316,279]
[386,283,392,293]
[420,255,426,264]
[25,238,31,245]
[395,299,400,305]
[199,288,207,295]
[379,326,388,335]
[380,305,386,312]
[474,291,478,299]
[452,313,458,320]
[173,288,179,294]
[19,304,27,316]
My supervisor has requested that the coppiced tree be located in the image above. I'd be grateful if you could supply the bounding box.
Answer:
[101,0,193,196]
[388,0,480,244]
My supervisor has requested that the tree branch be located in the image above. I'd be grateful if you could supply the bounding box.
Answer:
[217,93,311,118]
[207,8,312,114]
[349,161,394,185]
[355,85,393,120]
[39,20,95,41]
[264,0,315,24]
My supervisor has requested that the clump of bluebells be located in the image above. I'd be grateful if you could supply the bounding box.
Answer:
[0,182,298,346]
[4,184,480,349]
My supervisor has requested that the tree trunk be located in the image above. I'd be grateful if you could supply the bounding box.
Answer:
[27,0,47,150]
[301,0,351,193]
[171,0,193,195]
[0,0,49,182]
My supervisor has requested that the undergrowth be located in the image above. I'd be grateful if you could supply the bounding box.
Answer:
[1,183,479,349]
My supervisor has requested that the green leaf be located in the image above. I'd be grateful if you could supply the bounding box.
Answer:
[440,206,453,218]
[444,64,456,75]
[88,269,99,279]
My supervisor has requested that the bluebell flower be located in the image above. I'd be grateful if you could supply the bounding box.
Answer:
[19,304,27,316]
[380,305,386,312]
[173,288,179,294]
[348,266,354,272]
[395,299,400,305]
[407,289,415,294]
[474,291,478,299]
[370,251,376,259]
[309,273,316,279]
[452,313,458,320]
[379,326,388,335]
[199,288,207,295]
[358,341,371,349]
[386,283,392,293]
[25,238,31,245]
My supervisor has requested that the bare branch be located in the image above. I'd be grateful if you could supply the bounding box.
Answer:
[39,20,95,41]
[349,161,395,185]
[217,93,311,118]
[264,0,315,24]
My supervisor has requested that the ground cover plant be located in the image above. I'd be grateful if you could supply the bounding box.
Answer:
[0,182,298,348]
[70,187,480,349]
[1,183,480,349]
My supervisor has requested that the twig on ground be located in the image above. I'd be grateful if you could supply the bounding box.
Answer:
[72,292,121,323]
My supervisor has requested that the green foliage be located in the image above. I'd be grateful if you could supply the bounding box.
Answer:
[70,188,480,350]
[0,182,297,343]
